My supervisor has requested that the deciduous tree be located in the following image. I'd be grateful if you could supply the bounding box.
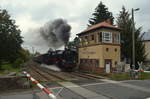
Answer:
[0,9,23,63]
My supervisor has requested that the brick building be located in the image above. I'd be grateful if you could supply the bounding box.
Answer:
[77,20,121,73]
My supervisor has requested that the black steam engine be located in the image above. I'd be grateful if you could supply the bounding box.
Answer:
[33,49,77,71]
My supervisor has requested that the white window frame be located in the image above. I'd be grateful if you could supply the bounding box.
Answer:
[114,33,120,44]
[98,32,102,42]
[102,32,112,43]
[117,33,120,44]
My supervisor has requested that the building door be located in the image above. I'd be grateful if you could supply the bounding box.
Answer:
[105,59,112,73]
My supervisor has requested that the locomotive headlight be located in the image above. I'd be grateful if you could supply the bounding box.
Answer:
[62,60,66,62]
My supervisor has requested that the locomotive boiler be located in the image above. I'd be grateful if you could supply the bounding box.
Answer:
[33,49,77,71]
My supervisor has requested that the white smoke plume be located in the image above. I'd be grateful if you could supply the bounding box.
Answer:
[41,64,61,71]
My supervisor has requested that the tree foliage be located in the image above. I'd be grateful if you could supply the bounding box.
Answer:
[19,48,32,61]
[67,37,80,49]
[88,1,114,26]
[33,51,41,57]
[0,9,23,63]
[116,6,146,68]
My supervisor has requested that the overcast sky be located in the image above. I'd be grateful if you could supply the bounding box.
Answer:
[0,0,150,53]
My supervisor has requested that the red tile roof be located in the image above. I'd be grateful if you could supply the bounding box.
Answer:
[78,21,121,35]
[143,40,150,42]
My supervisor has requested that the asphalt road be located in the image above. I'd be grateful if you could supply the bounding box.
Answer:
[83,80,150,99]
[1,79,150,99]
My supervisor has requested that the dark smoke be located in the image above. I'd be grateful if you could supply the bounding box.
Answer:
[39,19,71,49]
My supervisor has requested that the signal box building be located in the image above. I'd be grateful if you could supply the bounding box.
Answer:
[143,40,150,64]
[77,20,121,73]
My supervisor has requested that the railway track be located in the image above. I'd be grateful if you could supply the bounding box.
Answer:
[37,66,67,81]
[30,64,67,81]
[71,72,103,80]
[31,66,62,81]
[29,68,48,81]
[71,72,94,79]
[31,66,103,81]
[28,60,103,83]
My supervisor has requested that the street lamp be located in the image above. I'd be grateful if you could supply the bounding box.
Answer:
[132,8,140,70]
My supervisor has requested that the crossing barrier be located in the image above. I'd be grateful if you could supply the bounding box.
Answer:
[23,71,57,99]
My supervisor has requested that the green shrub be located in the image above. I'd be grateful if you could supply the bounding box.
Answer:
[1,63,12,70]
[13,58,24,68]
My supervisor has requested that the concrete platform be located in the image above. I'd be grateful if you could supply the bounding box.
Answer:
[58,82,109,99]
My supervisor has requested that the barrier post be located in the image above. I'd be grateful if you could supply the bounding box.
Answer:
[23,71,57,99]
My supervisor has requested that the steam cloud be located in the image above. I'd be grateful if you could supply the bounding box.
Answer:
[39,19,71,49]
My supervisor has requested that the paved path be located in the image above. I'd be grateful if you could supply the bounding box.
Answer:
[58,81,109,99]
[0,89,63,99]
[101,79,150,93]
[0,94,34,99]
[1,79,150,99]
[82,79,150,99]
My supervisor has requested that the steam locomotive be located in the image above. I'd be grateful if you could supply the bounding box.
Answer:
[33,49,77,71]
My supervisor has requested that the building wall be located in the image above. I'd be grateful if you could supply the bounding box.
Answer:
[78,29,120,72]
[78,45,103,67]
[78,28,120,73]
[79,45,120,71]
[102,44,120,68]
[144,41,150,61]
[79,28,120,46]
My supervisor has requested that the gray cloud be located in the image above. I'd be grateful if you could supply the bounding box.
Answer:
[0,0,150,53]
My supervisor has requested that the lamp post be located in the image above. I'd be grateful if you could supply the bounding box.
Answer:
[132,8,140,70]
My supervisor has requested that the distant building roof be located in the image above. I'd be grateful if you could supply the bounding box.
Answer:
[143,30,150,41]
[77,20,121,35]
[143,40,150,42]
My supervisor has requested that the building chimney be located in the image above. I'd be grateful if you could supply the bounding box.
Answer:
[105,19,112,25]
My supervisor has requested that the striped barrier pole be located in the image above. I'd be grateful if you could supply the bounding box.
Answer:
[134,70,150,73]
[23,71,57,99]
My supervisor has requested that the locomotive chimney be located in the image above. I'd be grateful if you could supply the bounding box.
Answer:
[64,41,68,50]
